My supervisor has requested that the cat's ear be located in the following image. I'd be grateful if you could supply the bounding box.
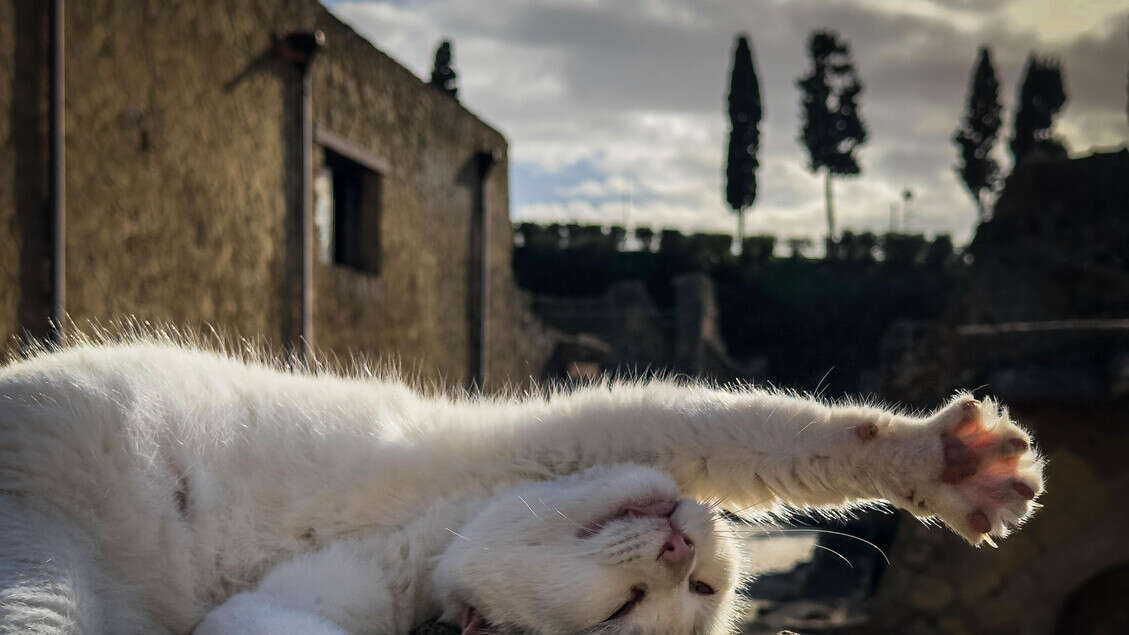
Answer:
[461,606,488,635]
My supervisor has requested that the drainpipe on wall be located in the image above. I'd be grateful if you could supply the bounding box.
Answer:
[473,150,497,390]
[49,0,65,344]
[278,31,324,361]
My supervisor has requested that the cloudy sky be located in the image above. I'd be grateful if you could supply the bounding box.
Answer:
[325,0,1129,247]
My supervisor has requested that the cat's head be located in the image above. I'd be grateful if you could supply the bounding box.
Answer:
[433,465,748,634]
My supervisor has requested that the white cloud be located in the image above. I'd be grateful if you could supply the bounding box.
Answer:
[1001,0,1128,43]
[557,176,636,198]
[851,0,986,33]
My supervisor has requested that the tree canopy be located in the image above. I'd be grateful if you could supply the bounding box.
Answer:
[797,31,868,177]
[953,47,1002,221]
[797,30,867,242]
[1009,55,1068,167]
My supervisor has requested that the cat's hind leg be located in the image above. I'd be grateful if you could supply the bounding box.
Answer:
[0,495,165,634]
[196,537,401,635]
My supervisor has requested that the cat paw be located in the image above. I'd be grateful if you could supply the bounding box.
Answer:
[904,396,1044,546]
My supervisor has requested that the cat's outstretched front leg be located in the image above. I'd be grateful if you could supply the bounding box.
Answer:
[492,386,1044,545]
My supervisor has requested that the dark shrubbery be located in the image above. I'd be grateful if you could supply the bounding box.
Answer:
[512,224,964,394]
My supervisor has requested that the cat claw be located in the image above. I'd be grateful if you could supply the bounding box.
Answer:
[935,396,982,432]
[959,398,981,425]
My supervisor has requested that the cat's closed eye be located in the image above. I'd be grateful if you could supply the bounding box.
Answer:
[603,586,646,621]
[690,580,716,595]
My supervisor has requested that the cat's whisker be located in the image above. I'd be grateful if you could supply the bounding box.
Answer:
[813,543,853,568]
[813,367,835,401]
[445,528,471,541]
[516,495,540,519]
[795,417,820,436]
[553,508,588,532]
[718,525,890,565]
[722,500,779,517]
[703,495,730,512]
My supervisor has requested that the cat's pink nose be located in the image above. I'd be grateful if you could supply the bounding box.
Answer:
[659,528,694,567]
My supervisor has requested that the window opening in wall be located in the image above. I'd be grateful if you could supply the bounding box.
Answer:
[314,148,382,274]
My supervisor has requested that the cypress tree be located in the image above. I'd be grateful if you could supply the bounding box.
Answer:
[953,47,1002,221]
[725,34,763,251]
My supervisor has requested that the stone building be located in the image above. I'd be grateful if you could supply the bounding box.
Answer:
[0,0,555,387]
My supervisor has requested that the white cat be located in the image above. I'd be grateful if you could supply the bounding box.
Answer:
[0,338,1043,634]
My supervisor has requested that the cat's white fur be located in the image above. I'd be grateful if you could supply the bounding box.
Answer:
[0,337,1044,634]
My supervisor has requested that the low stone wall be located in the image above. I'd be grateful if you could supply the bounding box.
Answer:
[533,274,759,381]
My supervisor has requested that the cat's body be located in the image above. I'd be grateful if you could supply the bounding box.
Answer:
[0,340,1044,634]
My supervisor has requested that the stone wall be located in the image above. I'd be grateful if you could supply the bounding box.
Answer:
[533,274,758,381]
[0,0,554,387]
[533,281,672,374]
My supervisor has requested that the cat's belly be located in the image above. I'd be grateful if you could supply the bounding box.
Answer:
[0,351,410,630]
